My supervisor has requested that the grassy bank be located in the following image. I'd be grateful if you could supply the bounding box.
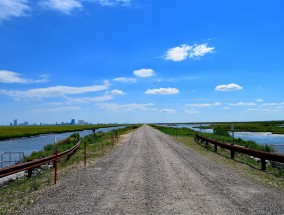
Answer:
[201,121,284,134]
[151,124,284,188]
[0,125,140,215]
[0,124,124,140]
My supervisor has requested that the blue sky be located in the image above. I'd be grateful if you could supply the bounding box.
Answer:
[0,0,284,125]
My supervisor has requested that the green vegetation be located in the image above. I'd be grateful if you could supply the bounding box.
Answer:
[0,124,123,140]
[0,124,140,215]
[152,124,284,189]
[202,121,284,134]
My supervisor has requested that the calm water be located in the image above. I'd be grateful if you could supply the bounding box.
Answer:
[165,124,284,153]
[0,126,125,168]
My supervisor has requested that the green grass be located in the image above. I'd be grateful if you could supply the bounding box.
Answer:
[0,124,124,140]
[0,124,140,215]
[151,124,284,188]
[201,120,284,134]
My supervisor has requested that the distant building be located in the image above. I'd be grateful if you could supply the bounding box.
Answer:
[78,120,84,125]
[70,119,75,125]
[14,119,17,126]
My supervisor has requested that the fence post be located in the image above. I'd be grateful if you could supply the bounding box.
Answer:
[27,168,33,178]
[261,158,266,171]
[54,149,58,185]
[214,144,217,153]
[84,141,86,167]
[231,150,235,159]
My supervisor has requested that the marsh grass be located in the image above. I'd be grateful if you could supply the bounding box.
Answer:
[0,125,139,215]
[152,124,284,188]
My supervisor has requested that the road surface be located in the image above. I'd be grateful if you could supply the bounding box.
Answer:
[19,125,284,214]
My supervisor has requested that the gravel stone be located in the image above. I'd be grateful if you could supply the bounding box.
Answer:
[18,125,284,215]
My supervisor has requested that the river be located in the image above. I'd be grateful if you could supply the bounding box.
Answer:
[165,124,284,153]
[0,126,125,168]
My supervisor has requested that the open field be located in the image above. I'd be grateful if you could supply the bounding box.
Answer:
[0,124,123,140]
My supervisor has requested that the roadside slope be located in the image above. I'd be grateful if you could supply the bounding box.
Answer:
[18,125,284,215]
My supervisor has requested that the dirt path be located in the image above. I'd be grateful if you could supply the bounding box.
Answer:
[19,125,284,214]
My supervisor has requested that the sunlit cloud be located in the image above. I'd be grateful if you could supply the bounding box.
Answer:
[133,68,155,77]
[113,77,136,83]
[160,108,176,114]
[94,0,131,6]
[40,0,83,14]
[228,102,256,106]
[0,0,30,22]
[256,99,264,102]
[215,83,243,91]
[0,70,49,83]
[184,109,199,114]
[145,87,179,95]
[186,102,222,107]
[0,81,110,100]
[97,102,155,112]
[164,43,214,62]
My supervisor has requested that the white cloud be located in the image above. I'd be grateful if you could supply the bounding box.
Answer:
[261,102,284,106]
[133,69,155,77]
[0,0,30,22]
[40,0,83,14]
[186,102,221,107]
[215,83,243,91]
[145,87,179,95]
[164,44,192,62]
[184,109,199,114]
[256,99,264,102]
[0,70,49,83]
[97,103,154,112]
[247,108,281,112]
[160,108,176,114]
[113,77,136,83]
[229,102,256,106]
[94,0,131,6]
[164,43,214,62]
[0,81,110,100]
[35,106,81,112]
[223,107,231,110]
[109,89,125,95]
[189,44,215,58]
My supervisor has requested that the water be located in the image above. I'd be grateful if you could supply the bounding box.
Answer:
[164,124,284,153]
[0,126,125,168]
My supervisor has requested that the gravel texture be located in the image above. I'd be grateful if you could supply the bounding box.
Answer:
[19,125,284,214]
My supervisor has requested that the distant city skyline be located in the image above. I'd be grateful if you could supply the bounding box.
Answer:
[0,0,284,124]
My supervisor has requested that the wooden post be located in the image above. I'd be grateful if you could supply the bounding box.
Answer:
[84,141,86,167]
[27,168,33,178]
[214,144,217,153]
[231,150,235,159]
[261,158,266,171]
[54,149,58,184]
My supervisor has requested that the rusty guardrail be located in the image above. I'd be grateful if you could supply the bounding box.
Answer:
[0,140,81,180]
[195,133,284,171]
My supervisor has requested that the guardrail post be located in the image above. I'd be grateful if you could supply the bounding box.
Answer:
[27,168,33,178]
[84,141,86,167]
[54,149,58,185]
[231,150,235,159]
[205,141,209,148]
[261,159,266,171]
[214,144,217,153]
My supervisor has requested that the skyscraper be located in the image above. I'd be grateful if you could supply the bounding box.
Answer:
[14,119,17,126]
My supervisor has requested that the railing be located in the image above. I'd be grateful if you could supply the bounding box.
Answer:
[194,133,284,171]
[0,140,82,183]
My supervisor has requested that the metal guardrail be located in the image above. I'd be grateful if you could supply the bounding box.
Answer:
[195,133,284,171]
[0,140,81,179]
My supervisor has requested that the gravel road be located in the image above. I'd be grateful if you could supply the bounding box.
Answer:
[19,125,284,215]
